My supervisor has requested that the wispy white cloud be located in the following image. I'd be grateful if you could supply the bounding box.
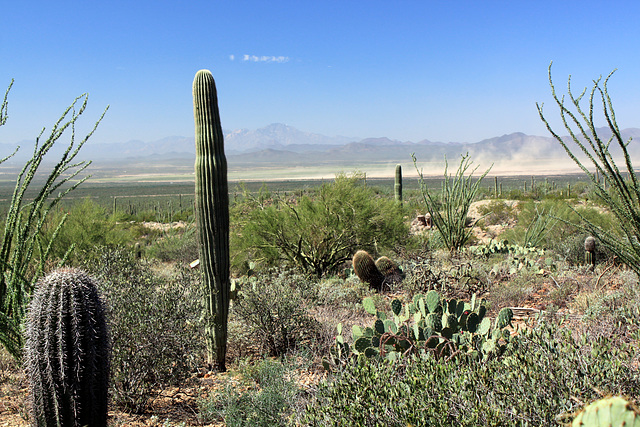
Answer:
[229,54,235,61]
[241,54,290,63]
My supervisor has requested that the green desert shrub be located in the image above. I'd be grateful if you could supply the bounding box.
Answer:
[232,270,322,357]
[232,172,408,277]
[304,319,639,426]
[83,246,204,412]
[198,357,304,427]
[144,224,199,263]
[42,199,143,265]
[477,200,518,226]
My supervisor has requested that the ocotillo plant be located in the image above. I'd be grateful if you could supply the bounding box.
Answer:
[395,164,403,204]
[193,69,231,371]
[25,268,110,427]
[0,82,106,360]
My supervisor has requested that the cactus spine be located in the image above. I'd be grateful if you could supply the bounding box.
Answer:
[193,69,230,371]
[25,268,110,427]
[395,164,402,204]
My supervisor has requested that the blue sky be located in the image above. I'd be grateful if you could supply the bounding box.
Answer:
[1,1,640,146]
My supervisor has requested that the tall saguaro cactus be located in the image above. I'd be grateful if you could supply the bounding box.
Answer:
[193,69,230,371]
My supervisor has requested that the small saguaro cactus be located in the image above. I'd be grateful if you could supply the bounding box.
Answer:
[394,164,403,203]
[353,250,386,291]
[25,268,110,427]
[585,236,596,268]
[193,69,231,371]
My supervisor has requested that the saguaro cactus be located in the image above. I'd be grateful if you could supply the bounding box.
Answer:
[25,268,110,427]
[395,164,403,204]
[193,69,231,371]
[585,236,596,269]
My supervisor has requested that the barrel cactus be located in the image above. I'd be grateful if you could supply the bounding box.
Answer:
[375,256,403,285]
[193,69,231,371]
[353,250,386,291]
[572,395,640,426]
[25,268,110,427]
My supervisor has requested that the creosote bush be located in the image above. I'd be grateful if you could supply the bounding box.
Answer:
[232,270,321,357]
[83,246,204,413]
[198,357,305,427]
[305,319,639,426]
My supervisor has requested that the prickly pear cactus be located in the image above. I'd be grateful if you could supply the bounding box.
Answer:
[25,268,110,427]
[324,290,514,368]
[572,396,640,427]
[353,250,386,291]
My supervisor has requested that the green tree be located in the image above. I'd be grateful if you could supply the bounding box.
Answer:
[537,64,640,275]
[0,81,106,359]
[234,172,407,277]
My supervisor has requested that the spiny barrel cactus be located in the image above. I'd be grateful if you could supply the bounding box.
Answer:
[375,256,403,285]
[25,268,110,427]
[572,396,640,426]
[395,164,402,203]
[353,250,386,291]
[193,69,231,371]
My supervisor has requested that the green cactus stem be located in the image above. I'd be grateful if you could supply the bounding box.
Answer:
[193,69,231,371]
[395,164,403,204]
[353,250,386,291]
[25,268,110,427]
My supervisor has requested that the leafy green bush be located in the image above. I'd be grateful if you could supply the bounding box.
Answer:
[305,319,639,426]
[83,246,204,412]
[231,172,408,277]
[42,199,143,264]
[232,271,321,357]
[144,225,199,263]
[476,200,517,226]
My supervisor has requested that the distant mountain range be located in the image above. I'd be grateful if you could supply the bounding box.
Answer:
[3,123,640,177]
